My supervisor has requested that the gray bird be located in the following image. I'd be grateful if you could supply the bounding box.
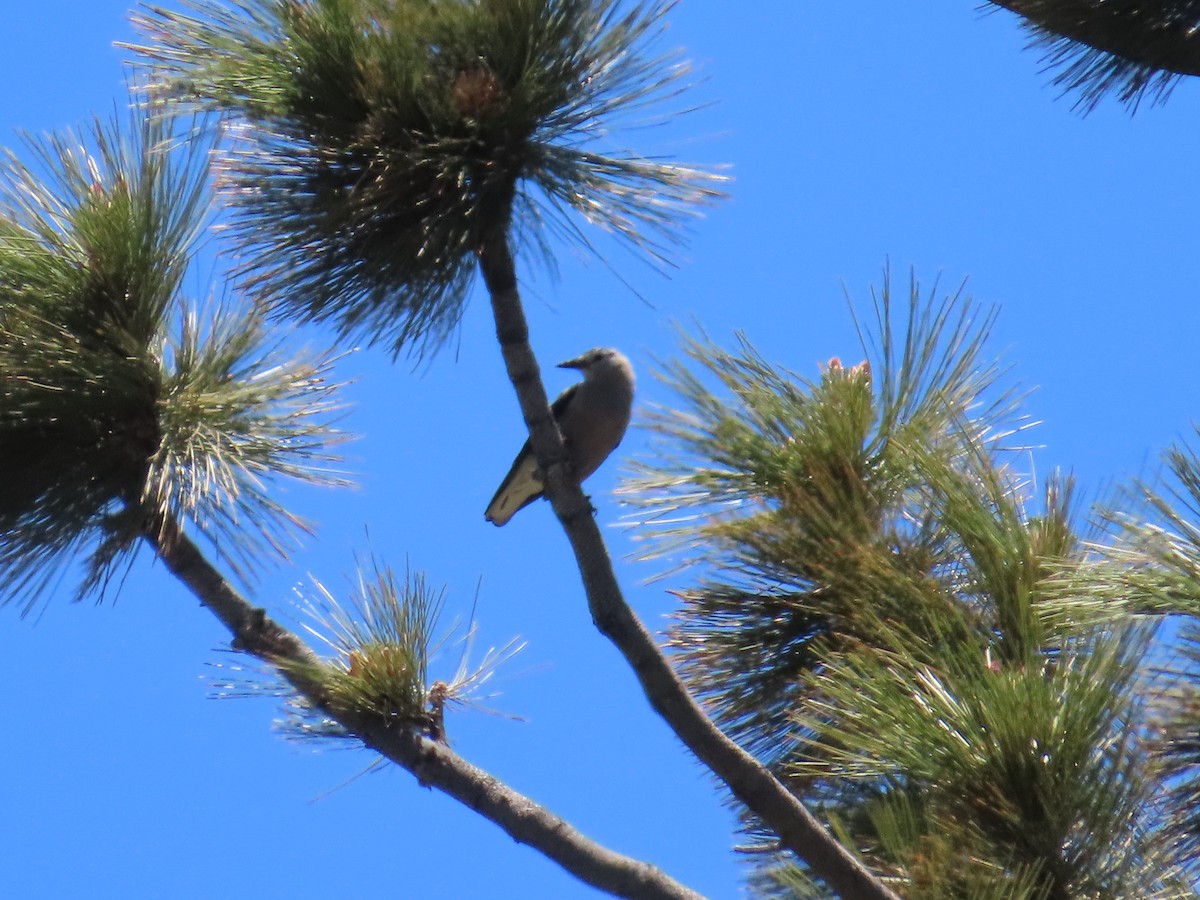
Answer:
[485,348,635,526]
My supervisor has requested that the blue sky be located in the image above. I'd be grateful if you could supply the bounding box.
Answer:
[3,3,1200,899]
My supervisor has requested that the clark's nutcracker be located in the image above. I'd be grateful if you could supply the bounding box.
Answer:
[485,348,635,526]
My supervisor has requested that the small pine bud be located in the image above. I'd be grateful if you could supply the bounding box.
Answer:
[453,67,505,120]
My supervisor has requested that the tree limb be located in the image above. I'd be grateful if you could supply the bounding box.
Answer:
[989,0,1200,78]
[985,0,1200,110]
[142,511,705,900]
[476,229,900,900]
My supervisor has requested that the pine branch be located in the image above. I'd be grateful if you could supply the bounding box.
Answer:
[127,0,723,355]
[986,0,1200,111]
[0,108,349,611]
[142,509,704,900]
[477,228,900,900]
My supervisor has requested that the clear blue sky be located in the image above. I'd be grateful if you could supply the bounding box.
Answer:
[4,3,1200,899]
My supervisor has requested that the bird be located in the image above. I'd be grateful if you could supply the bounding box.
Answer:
[485,347,635,526]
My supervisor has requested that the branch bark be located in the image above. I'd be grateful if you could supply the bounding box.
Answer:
[142,511,704,900]
[477,229,900,900]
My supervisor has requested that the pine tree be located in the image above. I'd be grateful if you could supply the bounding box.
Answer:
[621,275,1198,896]
[8,3,1200,898]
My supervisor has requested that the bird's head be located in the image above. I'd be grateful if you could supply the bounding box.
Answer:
[558,347,630,380]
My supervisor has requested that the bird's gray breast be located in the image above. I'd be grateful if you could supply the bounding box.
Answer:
[559,372,634,482]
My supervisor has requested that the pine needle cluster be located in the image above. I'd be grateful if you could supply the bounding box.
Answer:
[0,112,347,612]
[987,0,1200,112]
[301,562,442,732]
[622,274,1190,896]
[286,560,523,742]
[623,276,1025,760]
[128,0,724,353]
[1050,427,1200,881]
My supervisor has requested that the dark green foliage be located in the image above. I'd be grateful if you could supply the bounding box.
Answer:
[1067,428,1200,882]
[787,620,1175,897]
[986,1,1200,112]
[0,114,204,606]
[148,303,349,581]
[1151,621,1200,882]
[304,561,445,732]
[280,559,523,742]
[130,0,723,354]
[624,275,1024,761]
[0,112,347,611]
[624,276,1192,896]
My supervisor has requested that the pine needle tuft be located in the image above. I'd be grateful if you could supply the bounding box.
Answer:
[0,108,350,611]
[128,0,725,354]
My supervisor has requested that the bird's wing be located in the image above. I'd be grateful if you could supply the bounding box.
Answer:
[549,382,579,424]
[484,384,580,527]
[484,439,542,526]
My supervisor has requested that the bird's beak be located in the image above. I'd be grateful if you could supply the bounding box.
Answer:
[557,353,588,370]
